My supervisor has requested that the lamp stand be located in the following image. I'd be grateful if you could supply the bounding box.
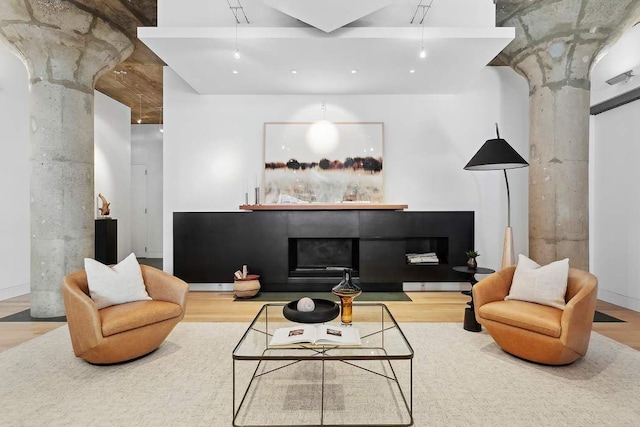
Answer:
[502,169,516,268]
[502,226,515,269]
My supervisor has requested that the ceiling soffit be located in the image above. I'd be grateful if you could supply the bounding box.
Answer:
[263,0,393,33]
[140,0,510,96]
[139,26,514,95]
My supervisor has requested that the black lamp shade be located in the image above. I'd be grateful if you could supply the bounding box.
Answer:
[464,138,529,171]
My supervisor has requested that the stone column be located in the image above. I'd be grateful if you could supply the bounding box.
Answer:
[497,0,640,269]
[0,0,132,317]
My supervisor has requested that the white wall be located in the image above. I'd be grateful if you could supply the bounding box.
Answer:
[589,24,640,311]
[0,45,133,301]
[163,66,530,280]
[132,124,164,258]
[94,91,132,262]
[590,103,640,311]
[0,45,30,300]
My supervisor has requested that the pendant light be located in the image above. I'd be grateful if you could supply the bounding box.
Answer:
[306,98,339,156]
[233,20,240,59]
[137,94,142,124]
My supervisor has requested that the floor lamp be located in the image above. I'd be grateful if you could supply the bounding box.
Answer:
[464,124,529,269]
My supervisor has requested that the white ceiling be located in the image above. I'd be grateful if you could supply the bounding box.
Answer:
[141,0,514,95]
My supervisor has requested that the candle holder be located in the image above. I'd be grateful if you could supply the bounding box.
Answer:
[331,268,361,326]
[254,187,260,205]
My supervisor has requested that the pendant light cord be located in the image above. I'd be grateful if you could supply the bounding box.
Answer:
[322,95,327,120]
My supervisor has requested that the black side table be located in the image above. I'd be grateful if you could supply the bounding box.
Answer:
[452,266,495,332]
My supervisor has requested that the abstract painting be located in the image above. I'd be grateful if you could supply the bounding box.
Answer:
[264,122,384,204]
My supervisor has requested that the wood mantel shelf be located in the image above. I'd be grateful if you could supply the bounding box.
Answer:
[239,204,408,211]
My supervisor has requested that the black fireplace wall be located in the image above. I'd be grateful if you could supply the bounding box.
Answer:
[173,210,474,291]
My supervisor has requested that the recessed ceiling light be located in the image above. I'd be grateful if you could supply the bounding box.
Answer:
[351,69,358,74]
[290,69,298,74]
[232,70,239,74]
[409,69,416,74]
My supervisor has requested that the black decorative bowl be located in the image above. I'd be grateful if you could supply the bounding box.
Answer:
[283,299,340,324]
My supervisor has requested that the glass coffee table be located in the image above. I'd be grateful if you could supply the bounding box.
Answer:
[232,303,414,426]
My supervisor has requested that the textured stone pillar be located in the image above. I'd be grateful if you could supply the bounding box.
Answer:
[497,0,640,269]
[0,0,132,317]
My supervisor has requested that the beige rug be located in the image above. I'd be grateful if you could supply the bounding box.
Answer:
[1,323,639,426]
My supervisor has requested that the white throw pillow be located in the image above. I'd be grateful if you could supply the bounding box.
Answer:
[505,254,569,310]
[85,253,151,309]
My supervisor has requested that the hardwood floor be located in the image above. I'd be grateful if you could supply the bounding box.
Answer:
[1,291,639,353]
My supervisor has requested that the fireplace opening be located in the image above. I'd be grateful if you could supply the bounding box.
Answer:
[289,238,359,277]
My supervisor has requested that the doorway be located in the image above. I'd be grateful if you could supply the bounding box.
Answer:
[131,164,148,257]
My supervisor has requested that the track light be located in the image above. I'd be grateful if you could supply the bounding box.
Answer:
[411,1,433,60]
[233,18,241,60]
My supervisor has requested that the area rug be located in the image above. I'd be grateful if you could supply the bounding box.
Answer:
[235,291,412,302]
[1,323,639,426]
[0,308,623,322]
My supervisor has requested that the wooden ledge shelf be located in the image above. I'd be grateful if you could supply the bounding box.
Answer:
[239,204,408,211]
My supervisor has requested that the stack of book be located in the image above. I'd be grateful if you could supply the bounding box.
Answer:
[406,252,439,265]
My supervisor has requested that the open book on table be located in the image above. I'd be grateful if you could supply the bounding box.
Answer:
[269,324,362,346]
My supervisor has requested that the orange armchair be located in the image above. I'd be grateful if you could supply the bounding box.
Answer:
[63,265,188,364]
[473,266,598,365]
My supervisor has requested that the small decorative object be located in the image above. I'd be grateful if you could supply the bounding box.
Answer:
[97,193,111,217]
[234,274,260,298]
[283,298,339,324]
[466,250,480,270]
[296,297,316,312]
[254,175,261,205]
[331,268,362,326]
[233,265,260,298]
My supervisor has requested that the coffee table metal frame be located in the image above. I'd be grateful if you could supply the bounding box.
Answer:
[232,303,414,427]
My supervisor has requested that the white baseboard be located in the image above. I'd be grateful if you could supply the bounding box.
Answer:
[598,289,640,312]
[146,252,163,259]
[187,282,469,292]
[189,283,234,292]
[0,283,30,301]
[403,282,469,292]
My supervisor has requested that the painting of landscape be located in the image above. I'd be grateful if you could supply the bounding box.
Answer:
[264,122,384,204]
